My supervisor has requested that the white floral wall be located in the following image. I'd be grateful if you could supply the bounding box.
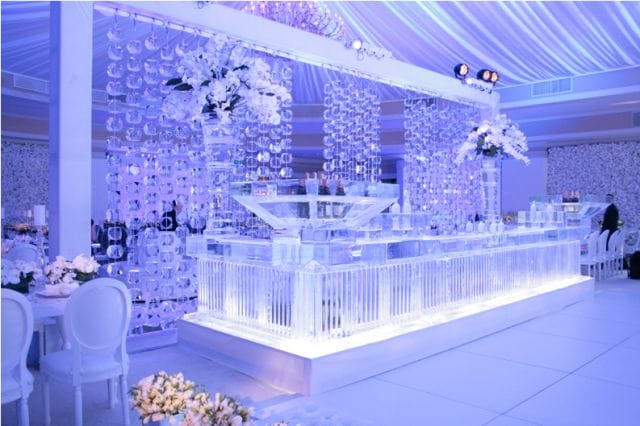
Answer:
[1,139,48,219]
[547,141,640,229]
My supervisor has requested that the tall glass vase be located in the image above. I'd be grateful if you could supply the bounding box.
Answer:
[201,116,237,236]
[480,156,501,223]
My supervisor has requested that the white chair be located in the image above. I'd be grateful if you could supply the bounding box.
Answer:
[614,230,626,272]
[5,242,42,266]
[40,278,131,426]
[595,230,610,280]
[2,289,34,426]
[580,231,599,277]
[605,230,620,277]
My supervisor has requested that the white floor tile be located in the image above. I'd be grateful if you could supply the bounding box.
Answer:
[507,374,640,426]
[130,346,288,405]
[595,278,640,296]
[621,332,640,350]
[593,289,640,306]
[259,401,374,426]
[458,328,611,372]
[377,349,565,413]
[513,311,640,345]
[561,294,640,325]
[575,345,640,389]
[484,414,541,426]
[4,278,640,425]
[311,378,497,426]
[1,346,289,426]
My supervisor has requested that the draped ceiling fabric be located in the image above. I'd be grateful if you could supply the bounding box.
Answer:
[2,1,639,105]
[329,1,640,85]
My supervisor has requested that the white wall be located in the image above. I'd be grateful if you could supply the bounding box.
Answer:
[91,153,107,223]
[501,151,547,214]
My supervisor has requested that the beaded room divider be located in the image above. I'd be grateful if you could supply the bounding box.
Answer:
[103,17,293,333]
[403,97,486,234]
[322,79,381,184]
[236,58,294,239]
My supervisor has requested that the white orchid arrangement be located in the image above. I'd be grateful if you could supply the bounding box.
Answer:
[44,254,99,286]
[1,259,42,292]
[131,372,254,426]
[455,114,530,165]
[163,33,291,127]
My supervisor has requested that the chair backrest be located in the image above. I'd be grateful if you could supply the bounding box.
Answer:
[585,231,599,257]
[64,278,131,360]
[616,230,626,254]
[608,230,621,253]
[1,289,34,381]
[597,229,610,255]
[5,243,41,265]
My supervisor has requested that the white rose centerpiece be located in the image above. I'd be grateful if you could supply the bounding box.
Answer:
[1,259,42,294]
[44,254,99,295]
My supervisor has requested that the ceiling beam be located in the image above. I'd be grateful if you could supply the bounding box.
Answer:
[95,1,497,109]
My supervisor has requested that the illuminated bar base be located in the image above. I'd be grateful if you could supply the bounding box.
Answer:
[178,232,593,395]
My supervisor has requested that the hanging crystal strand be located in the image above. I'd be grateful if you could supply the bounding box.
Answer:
[322,78,381,186]
[403,97,486,234]
[238,111,260,238]
[255,121,271,181]
[322,81,337,178]
[347,80,357,182]
[278,60,294,180]
[364,83,381,183]
[127,17,157,328]
[105,14,126,272]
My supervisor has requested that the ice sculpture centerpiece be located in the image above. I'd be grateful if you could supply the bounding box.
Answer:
[231,180,399,232]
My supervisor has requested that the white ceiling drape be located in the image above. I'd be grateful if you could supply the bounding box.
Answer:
[2,1,639,104]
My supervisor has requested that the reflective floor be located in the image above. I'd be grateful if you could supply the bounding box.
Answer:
[3,276,639,425]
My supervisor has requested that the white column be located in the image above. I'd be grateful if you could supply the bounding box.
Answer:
[48,2,93,258]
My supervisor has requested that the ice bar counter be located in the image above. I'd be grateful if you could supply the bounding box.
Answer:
[183,180,588,342]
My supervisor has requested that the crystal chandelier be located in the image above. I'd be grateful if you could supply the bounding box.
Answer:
[240,1,345,40]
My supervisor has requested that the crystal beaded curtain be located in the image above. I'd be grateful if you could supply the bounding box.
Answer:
[403,97,485,232]
[238,58,295,183]
[225,55,295,240]
[322,79,382,183]
[104,16,296,332]
[104,18,211,333]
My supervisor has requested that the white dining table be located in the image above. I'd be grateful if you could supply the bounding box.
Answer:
[29,294,69,357]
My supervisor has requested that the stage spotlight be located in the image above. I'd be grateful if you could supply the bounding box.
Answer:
[351,39,363,50]
[454,63,469,80]
[477,69,492,82]
[490,71,500,84]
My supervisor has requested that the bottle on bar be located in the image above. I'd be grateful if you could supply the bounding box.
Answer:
[318,174,330,218]
[333,178,346,218]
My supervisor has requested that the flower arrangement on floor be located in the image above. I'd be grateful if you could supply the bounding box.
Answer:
[1,259,42,293]
[44,254,99,295]
[162,33,291,126]
[455,113,530,165]
[130,372,254,426]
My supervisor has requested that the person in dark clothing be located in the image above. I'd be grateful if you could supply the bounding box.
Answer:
[601,193,619,249]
